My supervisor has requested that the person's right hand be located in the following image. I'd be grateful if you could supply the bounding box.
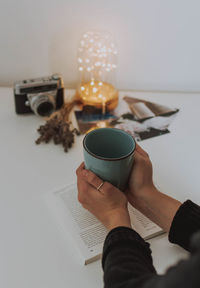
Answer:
[126,144,156,204]
[126,143,182,232]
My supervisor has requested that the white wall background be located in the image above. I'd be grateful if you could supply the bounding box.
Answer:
[1,0,200,91]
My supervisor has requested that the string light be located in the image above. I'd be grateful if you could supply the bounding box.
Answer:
[77,31,118,112]
[77,31,117,73]
[93,87,98,93]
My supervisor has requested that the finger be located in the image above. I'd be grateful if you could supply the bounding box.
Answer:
[77,175,93,198]
[81,169,103,190]
[77,177,90,204]
[76,162,85,175]
[77,176,102,208]
[133,149,145,164]
[134,150,152,173]
[99,181,116,194]
[136,143,149,158]
[77,172,98,195]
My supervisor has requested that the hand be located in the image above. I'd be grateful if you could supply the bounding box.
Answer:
[126,144,156,203]
[76,163,131,231]
[126,144,181,232]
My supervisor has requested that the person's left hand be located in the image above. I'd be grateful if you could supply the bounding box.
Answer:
[76,163,131,231]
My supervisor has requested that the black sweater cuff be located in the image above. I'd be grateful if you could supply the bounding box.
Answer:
[169,200,200,251]
[102,226,152,269]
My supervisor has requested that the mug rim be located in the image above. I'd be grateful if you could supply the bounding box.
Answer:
[83,128,136,161]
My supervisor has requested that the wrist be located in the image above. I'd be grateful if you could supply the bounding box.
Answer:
[128,186,182,232]
[129,184,158,207]
[103,208,131,231]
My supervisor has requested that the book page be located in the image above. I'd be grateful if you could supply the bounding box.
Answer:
[130,102,155,120]
[48,185,163,264]
[51,185,107,264]
[58,187,107,249]
[128,204,162,239]
[146,102,178,116]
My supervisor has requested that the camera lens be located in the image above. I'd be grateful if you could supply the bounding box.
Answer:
[37,101,54,116]
[28,92,56,117]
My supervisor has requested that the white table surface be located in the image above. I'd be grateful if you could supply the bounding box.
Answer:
[1,87,200,288]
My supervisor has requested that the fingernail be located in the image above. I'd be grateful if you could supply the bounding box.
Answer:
[82,169,88,177]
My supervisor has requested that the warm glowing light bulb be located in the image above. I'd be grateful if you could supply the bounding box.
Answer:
[77,31,118,111]
[95,62,101,66]
[93,87,98,93]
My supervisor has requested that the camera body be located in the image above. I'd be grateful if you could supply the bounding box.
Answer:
[14,74,64,116]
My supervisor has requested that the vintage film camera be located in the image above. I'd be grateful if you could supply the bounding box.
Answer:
[14,74,64,116]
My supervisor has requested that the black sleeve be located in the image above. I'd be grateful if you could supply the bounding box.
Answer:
[102,227,157,288]
[102,200,200,288]
[169,200,200,251]
[102,227,200,288]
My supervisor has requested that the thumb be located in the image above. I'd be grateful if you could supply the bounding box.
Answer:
[134,150,144,163]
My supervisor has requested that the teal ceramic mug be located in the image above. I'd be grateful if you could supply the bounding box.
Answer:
[83,128,136,191]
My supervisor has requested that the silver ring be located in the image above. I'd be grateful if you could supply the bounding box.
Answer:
[97,181,104,191]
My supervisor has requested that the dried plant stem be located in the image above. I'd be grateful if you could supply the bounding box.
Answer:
[35,98,81,152]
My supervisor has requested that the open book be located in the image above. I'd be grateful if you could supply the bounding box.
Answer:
[46,184,164,265]
[124,96,179,121]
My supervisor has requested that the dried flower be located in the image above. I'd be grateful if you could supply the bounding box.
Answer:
[35,99,80,152]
